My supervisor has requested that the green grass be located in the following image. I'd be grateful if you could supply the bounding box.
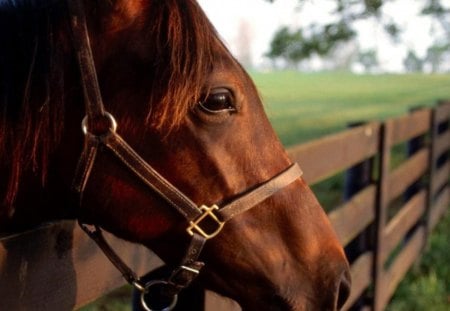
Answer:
[80,286,132,311]
[387,212,450,311]
[80,71,450,310]
[252,71,450,146]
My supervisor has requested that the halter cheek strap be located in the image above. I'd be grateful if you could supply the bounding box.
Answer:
[67,0,303,310]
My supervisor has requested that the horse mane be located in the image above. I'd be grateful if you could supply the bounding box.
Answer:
[0,0,67,214]
[0,0,228,214]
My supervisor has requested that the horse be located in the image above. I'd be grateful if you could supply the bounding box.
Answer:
[0,0,351,310]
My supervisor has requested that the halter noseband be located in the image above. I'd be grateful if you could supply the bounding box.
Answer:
[67,1,303,310]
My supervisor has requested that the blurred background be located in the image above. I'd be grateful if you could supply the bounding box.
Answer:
[198,0,450,74]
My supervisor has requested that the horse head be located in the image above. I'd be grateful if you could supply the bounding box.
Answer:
[0,0,350,309]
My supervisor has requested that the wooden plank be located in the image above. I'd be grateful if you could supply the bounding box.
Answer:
[288,123,380,184]
[381,190,427,263]
[328,186,376,246]
[341,252,373,311]
[432,161,450,196]
[387,149,429,201]
[429,186,450,231]
[379,227,426,310]
[434,131,450,160]
[205,291,241,311]
[435,101,450,124]
[389,109,431,146]
[0,221,162,311]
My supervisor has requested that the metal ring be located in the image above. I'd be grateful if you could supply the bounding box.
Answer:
[132,280,146,292]
[81,112,117,135]
[140,280,178,311]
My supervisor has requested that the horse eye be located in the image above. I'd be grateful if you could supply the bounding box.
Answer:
[198,89,236,114]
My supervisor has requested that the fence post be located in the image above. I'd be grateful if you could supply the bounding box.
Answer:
[426,100,450,240]
[403,107,429,248]
[436,100,450,168]
[343,122,374,309]
[425,105,438,248]
[372,121,392,311]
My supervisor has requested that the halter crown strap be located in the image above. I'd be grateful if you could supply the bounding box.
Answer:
[67,0,105,118]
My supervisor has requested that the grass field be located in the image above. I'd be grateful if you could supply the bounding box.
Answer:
[252,71,450,146]
[81,71,450,310]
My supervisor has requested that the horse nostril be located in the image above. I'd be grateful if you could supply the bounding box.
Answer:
[336,269,352,309]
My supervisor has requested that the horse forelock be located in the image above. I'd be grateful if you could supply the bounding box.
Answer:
[141,0,225,132]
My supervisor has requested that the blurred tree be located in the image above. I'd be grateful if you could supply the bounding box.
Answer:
[266,26,303,69]
[422,0,450,33]
[265,0,449,72]
[404,50,424,72]
[421,0,450,72]
[357,49,378,72]
[266,23,354,68]
[425,43,450,72]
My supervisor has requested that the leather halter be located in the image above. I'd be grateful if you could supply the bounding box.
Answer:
[67,0,303,310]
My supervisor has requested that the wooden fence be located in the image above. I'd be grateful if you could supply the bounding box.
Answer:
[289,100,450,311]
[1,101,449,311]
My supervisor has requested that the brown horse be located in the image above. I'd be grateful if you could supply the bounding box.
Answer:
[0,0,350,310]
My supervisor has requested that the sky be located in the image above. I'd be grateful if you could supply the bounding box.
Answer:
[197,0,448,72]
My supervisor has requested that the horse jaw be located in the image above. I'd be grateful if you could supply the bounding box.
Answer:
[199,180,351,311]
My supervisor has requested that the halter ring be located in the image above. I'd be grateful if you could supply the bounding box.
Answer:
[132,280,146,292]
[81,112,117,136]
[140,280,178,311]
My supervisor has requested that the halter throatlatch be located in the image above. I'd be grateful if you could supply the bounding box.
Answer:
[67,0,303,310]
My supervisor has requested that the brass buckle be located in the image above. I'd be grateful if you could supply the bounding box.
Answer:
[186,205,224,239]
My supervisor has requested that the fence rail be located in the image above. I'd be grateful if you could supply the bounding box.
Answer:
[1,101,449,311]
